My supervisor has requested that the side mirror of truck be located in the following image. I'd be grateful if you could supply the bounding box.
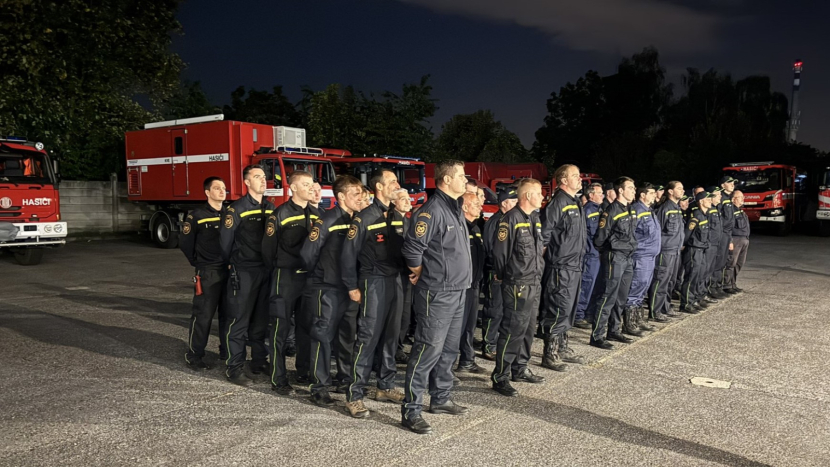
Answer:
[53,160,61,187]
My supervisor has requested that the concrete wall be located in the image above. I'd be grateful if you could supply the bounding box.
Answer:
[59,176,153,234]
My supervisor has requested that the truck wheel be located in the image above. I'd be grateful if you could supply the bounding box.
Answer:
[774,214,791,237]
[819,221,830,237]
[14,248,44,266]
[152,213,179,249]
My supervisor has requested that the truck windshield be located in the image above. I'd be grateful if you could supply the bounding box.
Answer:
[380,163,425,193]
[0,149,53,185]
[283,159,335,185]
[821,170,830,187]
[729,168,783,193]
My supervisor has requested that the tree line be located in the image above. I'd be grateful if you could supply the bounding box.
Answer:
[0,1,825,182]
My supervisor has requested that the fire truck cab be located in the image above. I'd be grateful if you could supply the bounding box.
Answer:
[126,115,336,248]
[0,136,66,265]
[723,162,807,236]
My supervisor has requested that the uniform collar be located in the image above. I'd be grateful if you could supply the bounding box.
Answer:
[434,188,463,214]
[373,197,390,213]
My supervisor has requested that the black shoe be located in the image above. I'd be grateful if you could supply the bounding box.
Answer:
[622,327,644,337]
[665,310,681,318]
[512,368,546,384]
[704,295,719,304]
[311,391,336,407]
[402,415,433,434]
[456,362,484,374]
[395,350,409,364]
[590,339,614,350]
[429,400,468,415]
[492,380,519,397]
[228,371,253,387]
[607,332,634,344]
[696,300,709,309]
[711,290,728,299]
[272,382,294,396]
[573,319,592,330]
[732,287,744,293]
[295,374,311,385]
[679,306,700,314]
[186,358,210,371]
[481,350,496,361]
[285,344,297,357]
[651,314,669,323]
[249,362,269,375]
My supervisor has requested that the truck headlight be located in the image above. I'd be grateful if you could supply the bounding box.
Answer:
[54,224,63,233]
[44,224,52,233]
[769,209,782,216]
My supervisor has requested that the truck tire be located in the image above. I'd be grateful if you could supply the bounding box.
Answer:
[819,221,830,237]
[151,212,179,249]
[14,248,44,266]
[774,213,791,237]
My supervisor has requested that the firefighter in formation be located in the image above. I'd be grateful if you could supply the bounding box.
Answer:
[179,162,750,435]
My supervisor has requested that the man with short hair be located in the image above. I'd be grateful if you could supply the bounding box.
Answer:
[301,175,364,406]
[574,183,603,329]
[702,186,724,303]
[310,181,323,209]
[180,177,229,370]
[585,177,638,350]
[715,176,738,292]
[647,181,685,322]
[480,188,518,360]
[262,170,319,395]
[680,191,713,313]
[456,193,485,374]
[601,182,617,211]
[341,169,406,418]
[540,165,587,372]
[724,190,749,294]
[491,178,546,397]
[466,179,478,195]
[220,165,275,386]
[392,188,415,363]
[401,160,472,434]
[623,183,660,336]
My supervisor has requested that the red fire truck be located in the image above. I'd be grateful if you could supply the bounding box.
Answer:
[423,163,501,218]
[723,162,808,236]
[323,149,427,206]
[816,165,830,236]
[126,115,337,248]
[0,136,66,265]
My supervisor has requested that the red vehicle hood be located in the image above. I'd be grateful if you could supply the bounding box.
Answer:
[0,185,59,222]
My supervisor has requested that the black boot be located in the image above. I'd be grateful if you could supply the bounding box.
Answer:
[541,334,567,372]
[558,333,586,364]
[638,306,656,331]
[622,307,644,337]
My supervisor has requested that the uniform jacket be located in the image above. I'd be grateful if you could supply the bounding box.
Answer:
[632,200,661,259]
[341,197,405,290]
[180,203,225,269]
[492,206,544,286]
[262,199,318,271]
[583,201,601,257]
[720,191,735,240]
[220,193,275,270]
[684,208,710,249]
[707,205,723,246]
[402,189,472,291]
[594,200,638,256]
[541,190,586,271]
[732,208,751,237]
[467,219,485,285]
[300,205,353,288]
[482,210,507,269]
[653,199,684,253]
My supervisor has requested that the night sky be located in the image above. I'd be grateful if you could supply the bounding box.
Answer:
[174,0,830,151]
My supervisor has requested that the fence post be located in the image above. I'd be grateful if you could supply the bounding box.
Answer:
[110,173,118,233]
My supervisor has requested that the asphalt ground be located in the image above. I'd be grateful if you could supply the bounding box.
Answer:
[1,233,829,466]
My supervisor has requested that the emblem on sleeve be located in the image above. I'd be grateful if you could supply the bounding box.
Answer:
[598,218,606,229]
[415,221,428,238]
[224,215,234,229]
[182,222,191,235]
[266,223,276,237]
[497,226,508,242]
[309,226,320,242]
[347,224,358,240]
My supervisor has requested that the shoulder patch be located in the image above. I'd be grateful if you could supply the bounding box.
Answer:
[347,224,358,240]
[417,212,432,219]
[353,217,362,224]
[224,214,234,229]
[309,226,320,242]
[598,213,607,229]
[497,226,508,242]
[268,215,276,221]
[226,207,235,213]
[186,214,193,220]
[182,222,191,235]
[688,220,697,231]
[266,223,276,237]
[314,218,324,225]
[415,221,428,238]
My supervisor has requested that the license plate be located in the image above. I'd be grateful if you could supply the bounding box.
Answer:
[817,211,830,219]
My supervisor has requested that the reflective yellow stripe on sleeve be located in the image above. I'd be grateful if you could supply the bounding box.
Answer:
[612,212,629,221]
[197,217,220,224]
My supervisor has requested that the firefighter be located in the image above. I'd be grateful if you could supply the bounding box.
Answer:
[490,178,547,397]
[480,188,518,360]
[716,176,738,292]
[654,185,665,203]
[601,182,616,211]
[341,169,405,418]
[701,186,724,304]
[539,164,587,372]
[574,182,603,330]
[457,192,485,374]
[261,170,318,395]
[680,191,713,313]
[300,175,364,406]
[623,183,660,336]
[392,188,415,363]
[219,165,275,386]
[647,181,685,322]
[672,194,693,300]
[311,181,323,210]
[585,177,638,350]
[400,160,472,435]
[724,190,749,294]
[180,176,229,370]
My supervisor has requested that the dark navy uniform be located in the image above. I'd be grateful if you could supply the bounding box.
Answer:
[585,200,637,344]
[575,201,602,322]
[490,206,544,384]
[540,190,586,336]
[262,199,318,388]
[626,201,660,308]
[401,189,472,422]
[481,210,507,355]
[459,218,484,367]
[300,205,353,396]
[219,193,275,378]
[647,199,683,318]
[180,203,228,365]
[341,197,404,403]
[703,205,722,298]
[724,207,750,291]
[680,208,710,309]
[715,192,735,290]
